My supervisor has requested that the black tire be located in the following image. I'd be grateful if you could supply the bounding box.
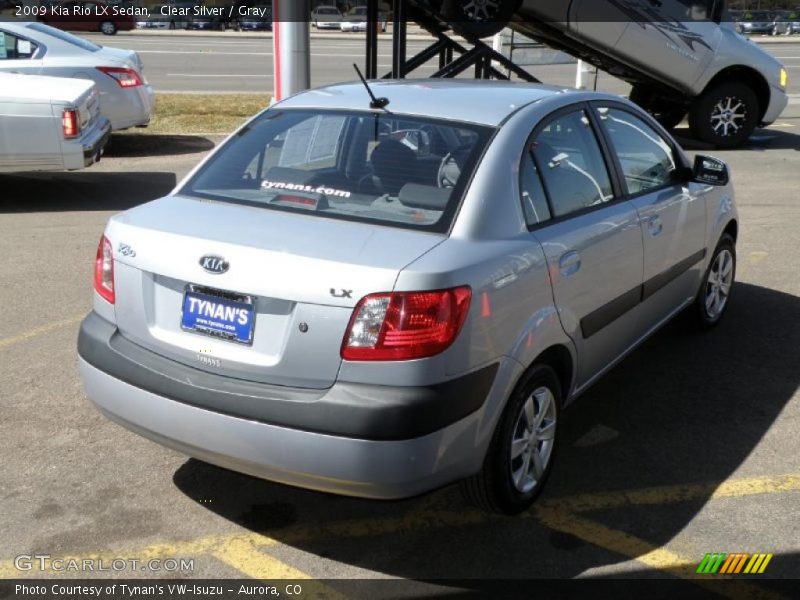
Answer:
[629,85,687,130]
[441,0,519,39]
[689,82,760,149]
[461,363,561,515]
[693,233,736,328]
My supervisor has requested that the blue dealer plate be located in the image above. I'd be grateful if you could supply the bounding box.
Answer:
[181,288,255,345]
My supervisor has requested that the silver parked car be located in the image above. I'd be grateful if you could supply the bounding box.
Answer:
[78,81,738,514]
[0,22,154,130]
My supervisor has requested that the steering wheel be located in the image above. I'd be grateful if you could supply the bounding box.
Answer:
[437,144,472,189]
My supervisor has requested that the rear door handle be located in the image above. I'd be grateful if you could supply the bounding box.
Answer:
[647,215,663,237]
[559,251,581,277]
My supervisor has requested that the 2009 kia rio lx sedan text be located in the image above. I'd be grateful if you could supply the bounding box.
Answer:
[78,80,738,514]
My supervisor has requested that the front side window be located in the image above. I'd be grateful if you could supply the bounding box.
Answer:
[531,110,614,218]
[596,107,677,196]
[0,31,38,60]
[182,109,493,233]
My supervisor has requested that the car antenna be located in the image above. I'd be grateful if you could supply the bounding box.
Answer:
[353,64,390,110]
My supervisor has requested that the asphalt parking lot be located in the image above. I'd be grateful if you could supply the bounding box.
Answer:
[1,90,800,595]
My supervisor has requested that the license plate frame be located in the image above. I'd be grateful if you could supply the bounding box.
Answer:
[180,285,256,346]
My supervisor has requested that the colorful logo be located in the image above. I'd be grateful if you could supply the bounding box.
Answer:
[697,553,773,574]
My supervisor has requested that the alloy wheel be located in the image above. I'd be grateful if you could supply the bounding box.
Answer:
[710,96,747,138]
[705,249,734,319]
[509,386,556,493]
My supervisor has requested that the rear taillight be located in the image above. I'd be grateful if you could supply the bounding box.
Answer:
[341,287,471,361]
[96,66,143,88]
[62,108,79,138]
[94,235,115,304]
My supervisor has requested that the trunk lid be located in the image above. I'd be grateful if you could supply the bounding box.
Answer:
[0,72,94,105]
[105,195,445,389]
[97,46,144,73]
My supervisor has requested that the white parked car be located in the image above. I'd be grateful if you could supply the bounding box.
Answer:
[0,22,155,131]
[0,72,110,173]
[311,5,343,29]
[339,6,387,32]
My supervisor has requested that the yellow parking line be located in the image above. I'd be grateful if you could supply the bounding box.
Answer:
[533,506,786,600]
[210,538,346,599]
[0,316,83,350]
[539,474,800,514]
[0,510,492,580]
[1,475,796,584]
[211,537,309,579]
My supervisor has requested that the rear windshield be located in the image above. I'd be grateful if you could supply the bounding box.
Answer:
[182,109,493,233]
[26,23,101,52]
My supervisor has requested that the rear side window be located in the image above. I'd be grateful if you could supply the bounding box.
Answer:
[182,109,493,233]
[531,110,614,218]
[0,31,38,60]
[519,153,551,226]
[596,107,677,196]
[26,23,101,53]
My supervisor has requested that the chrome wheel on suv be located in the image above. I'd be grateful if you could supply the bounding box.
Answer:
[689,82,759,148]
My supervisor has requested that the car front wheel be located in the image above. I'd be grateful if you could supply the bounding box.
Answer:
[100,20,117,35]
[689,82,759,148]
[461,364,560,515]
[694,234,736,327]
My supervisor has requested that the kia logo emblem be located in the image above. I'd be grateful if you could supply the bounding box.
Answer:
[200,255,229,274]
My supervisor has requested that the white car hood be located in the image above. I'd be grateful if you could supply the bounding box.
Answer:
[0,72,94,104]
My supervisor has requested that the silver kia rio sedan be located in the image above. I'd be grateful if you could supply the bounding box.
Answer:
[78,80,738,514]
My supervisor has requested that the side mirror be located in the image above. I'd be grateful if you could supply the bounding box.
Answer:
[692,155,729,186]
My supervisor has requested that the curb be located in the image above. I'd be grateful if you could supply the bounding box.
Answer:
[116,27,439,42]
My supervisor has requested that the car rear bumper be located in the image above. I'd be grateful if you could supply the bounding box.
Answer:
[105,85,155,130]
[77,312,502,498]
[82,117,111,167]
[62,116,111,170]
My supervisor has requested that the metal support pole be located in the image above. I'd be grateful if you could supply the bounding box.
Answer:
[365,0,379,79]
[391,0,407,78]
[272,0,310,101]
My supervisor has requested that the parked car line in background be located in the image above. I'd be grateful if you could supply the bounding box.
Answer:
[0,22,154,130]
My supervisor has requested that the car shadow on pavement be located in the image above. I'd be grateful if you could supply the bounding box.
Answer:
[105,134,217,158]
[0,171,176,213]
[675,127,800,152]
[173,282,800,579]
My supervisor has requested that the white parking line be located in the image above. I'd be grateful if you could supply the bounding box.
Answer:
[166,73,272,77]
[139,50,383,57]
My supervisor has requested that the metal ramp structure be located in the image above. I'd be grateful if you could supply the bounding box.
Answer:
[363,0,540,82]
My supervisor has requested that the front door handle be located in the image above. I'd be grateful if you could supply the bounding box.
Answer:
[647,215,663,237]
[559,251,581,277]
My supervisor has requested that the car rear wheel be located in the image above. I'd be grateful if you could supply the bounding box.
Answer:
[100,20,117,35]
[693,234,736,328]
[461,364,560,515]
[689,82,759,148]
